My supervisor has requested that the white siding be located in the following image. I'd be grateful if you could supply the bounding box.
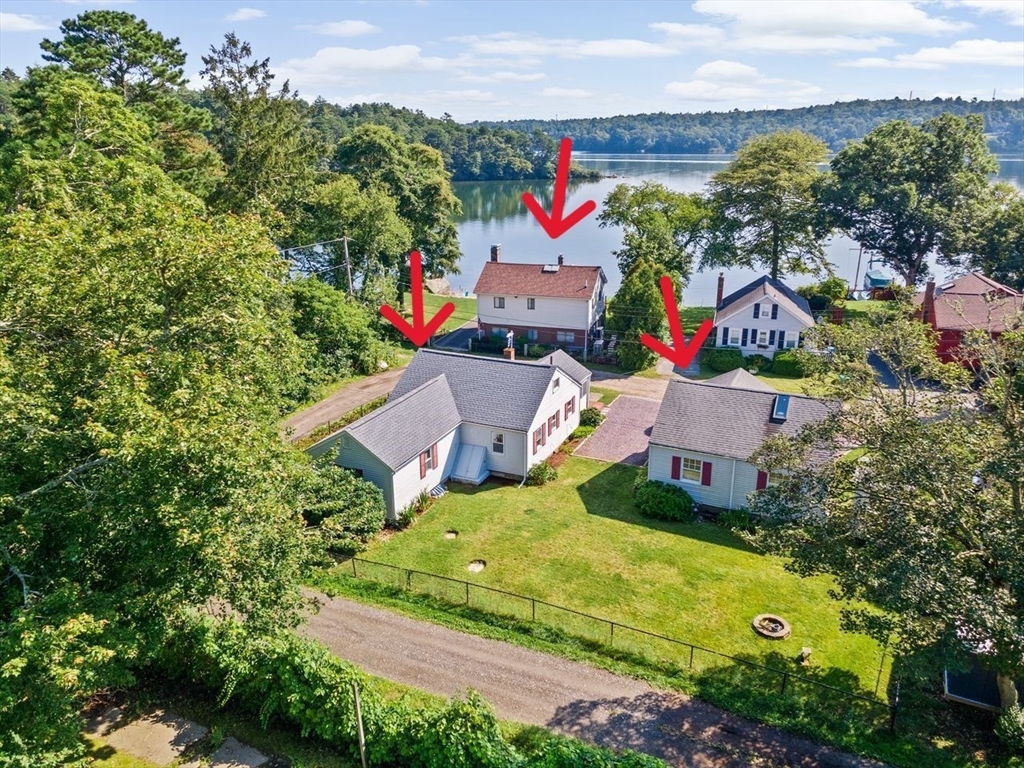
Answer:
[458,422,527,477]
[714,299,811,359]
[648,446,762,510]
[526,375,584,468]
[390,428,460,519]
[325,434,398,517]
[477,292,594,331]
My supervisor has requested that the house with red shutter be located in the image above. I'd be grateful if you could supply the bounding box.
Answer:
[474,245,607,353]
[914,273,1022,365]
[647,372,833,510]
[308,348,590,520]
[712,274,815,359]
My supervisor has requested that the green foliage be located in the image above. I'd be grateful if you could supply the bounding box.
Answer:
[608,260,669,372]
[819,113,999,286]
[297,461,385,554]
[531,739,665,767]
[746,354,772,373]
[707,130,831,280]
[797,277,847,304]
[288,277,392,380]
[996,704,1024,755]
[579,407,605,428]
[598,181,710,280]
[965,184,1024,292]
[705,347,746,373]
[526,461,558,487]
[770,350,808,378]
[716,508,758,534]
[569,425,596,440]
[634,480,696,522]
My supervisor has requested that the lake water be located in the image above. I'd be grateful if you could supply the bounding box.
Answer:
[451,153,1024,307]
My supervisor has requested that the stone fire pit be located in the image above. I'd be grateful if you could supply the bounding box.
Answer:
[752,613,791,639]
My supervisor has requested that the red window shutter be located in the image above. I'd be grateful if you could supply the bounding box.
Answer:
[701,461,713,486]
[564,401,570,419]
[431,443,438,471]
[419,451,426,479]
[756,470,768,490]
[671,456,681,481]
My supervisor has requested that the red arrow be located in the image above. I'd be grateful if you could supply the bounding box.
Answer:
[521,137,596,239]
[380,250,455,347]
[640,275,713,370]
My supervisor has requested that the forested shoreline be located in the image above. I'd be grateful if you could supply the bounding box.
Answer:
[482,98,1024,155]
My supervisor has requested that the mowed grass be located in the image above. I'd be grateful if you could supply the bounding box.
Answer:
[404,290,477,335]
[349,456,888,696]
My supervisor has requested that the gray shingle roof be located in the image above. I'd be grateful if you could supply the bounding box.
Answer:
[650,379,833,461]
[345,375,461,470]
[705,368,777,392]
[390,350,559,432]
[536,349,591,386]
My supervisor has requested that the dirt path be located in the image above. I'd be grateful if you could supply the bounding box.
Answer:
[591,370,672,400]
[304,594,882,768]
[280,368,405,442]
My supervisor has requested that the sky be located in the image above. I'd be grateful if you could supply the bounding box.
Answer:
[1,0,1022,121]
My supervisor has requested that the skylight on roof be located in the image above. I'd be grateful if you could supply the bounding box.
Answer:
[772,395,791,422]
[542,264,560,272]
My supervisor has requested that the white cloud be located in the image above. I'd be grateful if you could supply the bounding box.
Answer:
[460,71,548,83]
[276,45,448,87]
[457,33,680,59]
[649,22,727,45]
[954,0,1024,25]
[0,12,49,32]
[296,20,380,37]
[693,0,971,35]
[845,39,1024,68]
[541,87,594,98]
[224,8,265,22]
[665,59,822,102]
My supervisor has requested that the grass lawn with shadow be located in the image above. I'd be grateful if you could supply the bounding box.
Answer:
[338,456,888,697]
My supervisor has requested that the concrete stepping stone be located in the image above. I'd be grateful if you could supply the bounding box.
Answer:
[104,709,208,766]
[182,736,269,768]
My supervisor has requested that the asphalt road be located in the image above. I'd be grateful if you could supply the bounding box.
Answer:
[304,593,882,768]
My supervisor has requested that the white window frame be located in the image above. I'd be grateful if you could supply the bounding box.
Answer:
[757,329,769,346]
[785,337,798,349]
[682,456,702,483]
[527,298,536,310]
[728,329,741,345]
[422,447,436,471]
[492,432,504,454]
[493,296,505,309]
[553,376,560,392]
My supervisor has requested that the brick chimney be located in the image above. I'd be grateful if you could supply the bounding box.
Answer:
[490,244,501,262]
[922,279,936,325]
[557,254,564,266]
[716,272,725,306]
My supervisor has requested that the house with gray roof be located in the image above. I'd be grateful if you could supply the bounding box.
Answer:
[712,274,815,359]
[648,377,833,510]
[309,349,591,519]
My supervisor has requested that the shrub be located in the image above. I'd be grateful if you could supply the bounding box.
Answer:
[634,480,696,522]
[771,349,808,378]
[797,278,847,304]
[533,738,665,767]
[996,704,1024,755]
[528,345,551,358]
[716,507,758,534]
[297,462,385,554]
[807,293,831,312]
[579,407,604,427]
[569,425,596,440]
[526,461,558,486]
[746,354,772,373]
[706,347,745,373]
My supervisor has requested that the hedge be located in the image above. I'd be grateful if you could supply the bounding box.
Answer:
[705,347,745,373]
[771,350,808,378]
[157,616,665,768]
[633,479,696,522]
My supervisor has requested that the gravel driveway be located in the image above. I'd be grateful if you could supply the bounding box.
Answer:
[575,395,661,465]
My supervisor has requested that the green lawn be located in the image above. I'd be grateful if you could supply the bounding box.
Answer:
[679,305,716,333]
[342,457,887,697]
[839,299,897,324]
[404,290,477,335]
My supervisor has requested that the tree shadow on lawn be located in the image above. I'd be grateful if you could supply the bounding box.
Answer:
[575,462,756,554]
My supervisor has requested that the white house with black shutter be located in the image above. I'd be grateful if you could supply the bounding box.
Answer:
[647,372,833,510]
[307,349,590,519]
[712,274,815,359]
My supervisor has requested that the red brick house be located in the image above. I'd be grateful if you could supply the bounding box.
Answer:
[473,245,607,352]
[914,273,1022,365]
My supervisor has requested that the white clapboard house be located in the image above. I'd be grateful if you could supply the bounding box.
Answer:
[712,274,815,358]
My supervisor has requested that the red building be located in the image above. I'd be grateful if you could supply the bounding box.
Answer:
[915,273,1022,365]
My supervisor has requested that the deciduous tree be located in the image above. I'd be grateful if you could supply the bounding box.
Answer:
[607,260,669,372]
[706,130,830,280]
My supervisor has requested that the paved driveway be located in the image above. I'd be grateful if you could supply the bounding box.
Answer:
[575,395,661,465]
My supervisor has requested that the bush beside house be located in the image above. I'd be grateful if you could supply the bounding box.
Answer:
[771,350,808,378]
[705,347,746,373]
[633,476,696,522]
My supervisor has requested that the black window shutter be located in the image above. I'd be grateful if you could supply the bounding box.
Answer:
[777,330,786,349]
[753,304,760,319]
[722,326,729,346]
[771,304,779,320]
[751,328,758,345]
[768,330,776,346]
[741,328,748,346]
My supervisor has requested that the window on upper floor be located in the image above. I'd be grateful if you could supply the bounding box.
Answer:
[527,298,536,310]
[494,296,505,309]
[553,376,560,391]
[547,411,560,435]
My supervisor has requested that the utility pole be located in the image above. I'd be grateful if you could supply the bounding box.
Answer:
[342,236,353,296]
[352,681,368,768]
